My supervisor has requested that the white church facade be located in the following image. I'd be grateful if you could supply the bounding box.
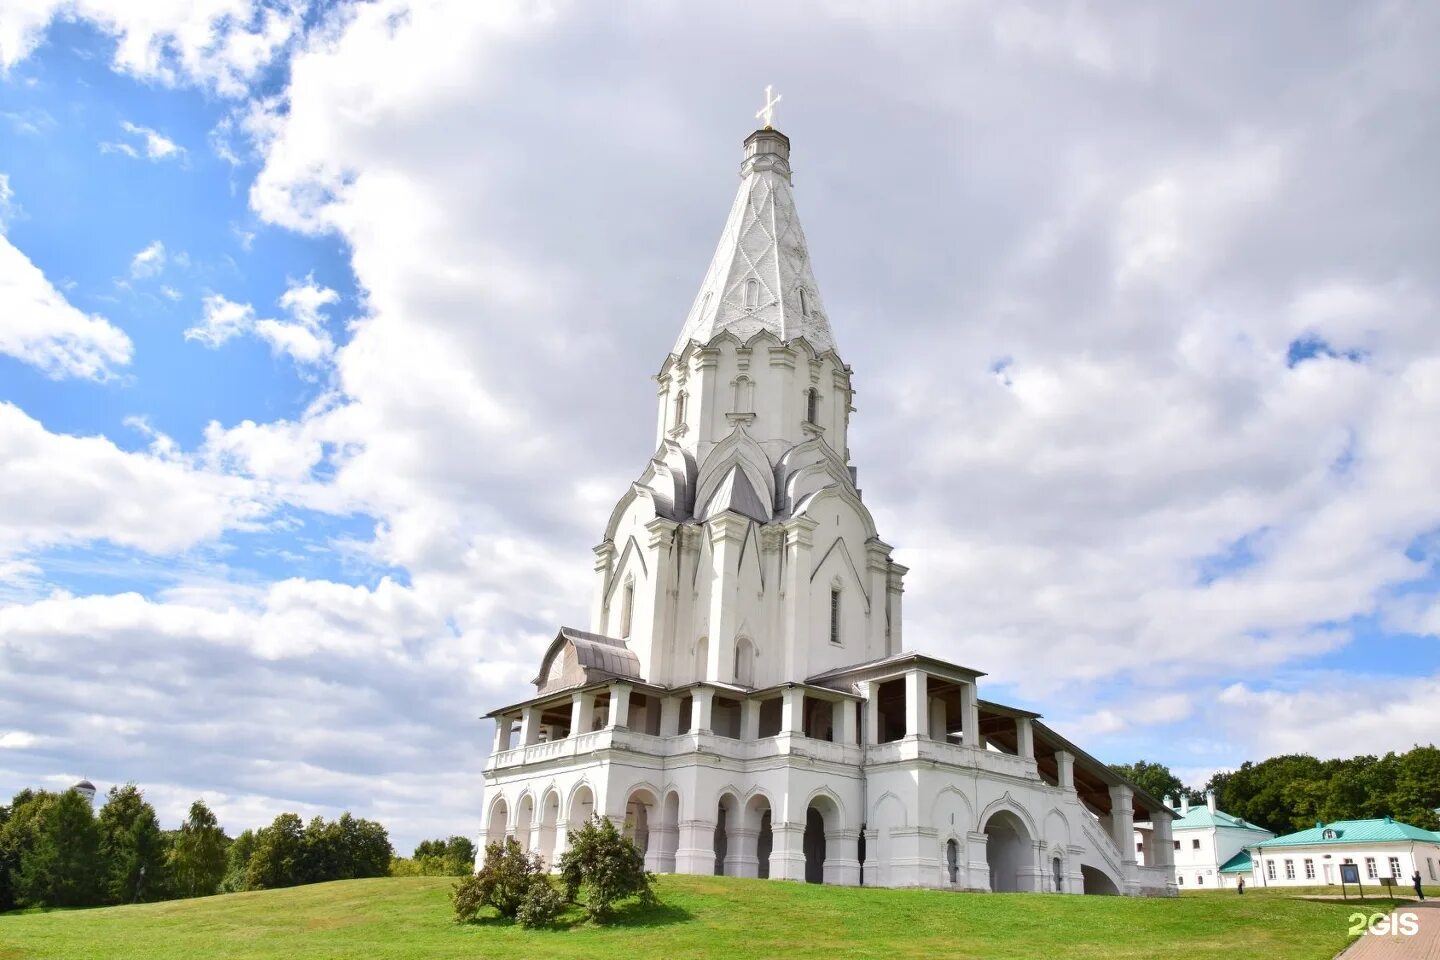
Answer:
[478,116,1177,897]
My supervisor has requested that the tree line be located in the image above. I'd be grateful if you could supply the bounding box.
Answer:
[0,783,474,912]
[1111,744,1440,835]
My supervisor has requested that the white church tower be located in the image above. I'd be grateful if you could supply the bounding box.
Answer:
[479,105,1178,896]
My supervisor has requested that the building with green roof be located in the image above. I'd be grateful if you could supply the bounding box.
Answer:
[1134,791,1273,890]
[1247,817,1440,888]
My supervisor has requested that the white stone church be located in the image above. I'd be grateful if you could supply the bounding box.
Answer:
[478,115,1177,896]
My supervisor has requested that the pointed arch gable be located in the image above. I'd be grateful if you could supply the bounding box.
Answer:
[979,792,1039,838]
[810,536,870,610]
[735,522,765,591]
[870,791,909,828]
[929,786,976,834]
[604,534,649,605]
[792,484,879,541]
[694,425,776,519]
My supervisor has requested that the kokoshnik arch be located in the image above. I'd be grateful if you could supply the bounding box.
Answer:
[477,111,1178,896]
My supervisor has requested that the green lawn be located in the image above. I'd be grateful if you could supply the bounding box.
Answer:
[0,875,1416,960]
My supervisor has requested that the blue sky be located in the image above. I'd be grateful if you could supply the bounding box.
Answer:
[1,1,1438,852]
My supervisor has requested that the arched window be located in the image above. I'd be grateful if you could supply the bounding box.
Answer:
[620,579,634,639]
[744,278,760,308]
[674,391,687,429]
[733,636,755,686]
[732,376,753,413]
[806,388,820,425]
[829,586,842,645]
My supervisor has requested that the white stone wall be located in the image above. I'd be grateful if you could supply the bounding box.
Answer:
[1251,842,1440,888]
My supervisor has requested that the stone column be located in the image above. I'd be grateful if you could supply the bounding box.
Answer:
[966,830,992,891]
[904,669,928,739]
[825,829,861,885]
[781,686,805,735]
[492,716,513,753]
[726,827,760,878]
[1108,785,1136,866]
[643,517,678,683]
[571,691,596,736]
[659,696,681,736]
[782,519,818,678]
[741,699,761,740]
[705,515,746,680]
[1016,717,1035,759]
[691,686,715,735]
[607,682,632,730]
[769,820,808,881]
[833,699,856,745]
[1150,810,1175,868]
[886,564,907,655]
[887,826,938,887]
[862,685,880,744]
[591,542,615,632]
[960,681,980,751]
[1055,750,1075,790]
[929,697,947,743]
[1019,839,1046,892]
[519,706,541,746]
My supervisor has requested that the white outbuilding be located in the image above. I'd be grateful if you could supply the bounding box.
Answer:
[477,115,1177,896]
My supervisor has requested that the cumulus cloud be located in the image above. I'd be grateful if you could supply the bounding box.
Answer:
[1,0,301,97]
[129,239,166,277]
[101,121,187,162]
[185,278,339,365]
[0,218,133,380]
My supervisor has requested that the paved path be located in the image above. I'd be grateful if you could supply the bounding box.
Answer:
[1342,900,1439,959]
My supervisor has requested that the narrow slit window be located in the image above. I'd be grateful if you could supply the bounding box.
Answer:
[829,588,841,645]
[799,287,810,317]
[674,391,687,429]
[744,278,760,308]
[806,388,820,424]
[620,580,634,639]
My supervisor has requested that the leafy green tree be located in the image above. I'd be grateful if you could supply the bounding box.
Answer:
[1388,746,1440,829]
[1109,761,1201,805]
[557,815,655,923]
[410,835,475,876]
[443,836,477,875]
[20,788,101,907]
[96,784,166,904]
[168,800,228,898]
[245,813,304,890]
[221,828,257,892]
[453,837,551,923]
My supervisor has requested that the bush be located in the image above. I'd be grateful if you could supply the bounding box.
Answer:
[453,837,549,923]
[515,876,566,929]
[557,816,656,923]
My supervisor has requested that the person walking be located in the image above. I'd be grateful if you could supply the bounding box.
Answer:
[1237,877,1245,895]
[1415,870,1426,901]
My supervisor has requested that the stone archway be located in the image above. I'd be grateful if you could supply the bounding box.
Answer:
[1081,864,1120,895]
[744,793,773,879]
[983,809,1033,892]
[567,784,595,837]
[537,791,560,867]
[624,786,660,869]
[485,797,509,849]
[713,793,739,876]
[804,807,826,883]
[515,793,535,852]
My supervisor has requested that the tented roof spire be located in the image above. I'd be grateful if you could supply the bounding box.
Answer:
[672,125,837,355]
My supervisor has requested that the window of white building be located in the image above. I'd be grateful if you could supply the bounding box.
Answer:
[1365,858,1377,879]
[1197,874,1204,885]
[829,586,842,645]
[1284,860,1295,880]
[1192,839,1201,850]
[620,579,634,639]
[1267,862,1277,880]
[1304,859,1315,879]
[1388,857,1402,879]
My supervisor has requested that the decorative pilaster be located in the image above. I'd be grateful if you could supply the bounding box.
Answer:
[725,827,760,878]
[705,514,747,680]
[824,829,861,885]
[966,830,992,891]
[782,518,818,678]
[769,820,807,881]
[590,541,615,632]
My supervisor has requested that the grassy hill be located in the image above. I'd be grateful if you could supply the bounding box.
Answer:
[0,875,1412,960]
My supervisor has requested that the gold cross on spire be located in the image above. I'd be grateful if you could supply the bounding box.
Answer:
[755,84,782,129]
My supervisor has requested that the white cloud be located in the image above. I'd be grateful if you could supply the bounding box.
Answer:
[0,403,270,561]
[160,284,182,301]
[1,0,301,97]
[0,230,133,380]
[102,120,186,162]
[185,279,339,364]
[129,239,166,277]
[1215,675,1440,759]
